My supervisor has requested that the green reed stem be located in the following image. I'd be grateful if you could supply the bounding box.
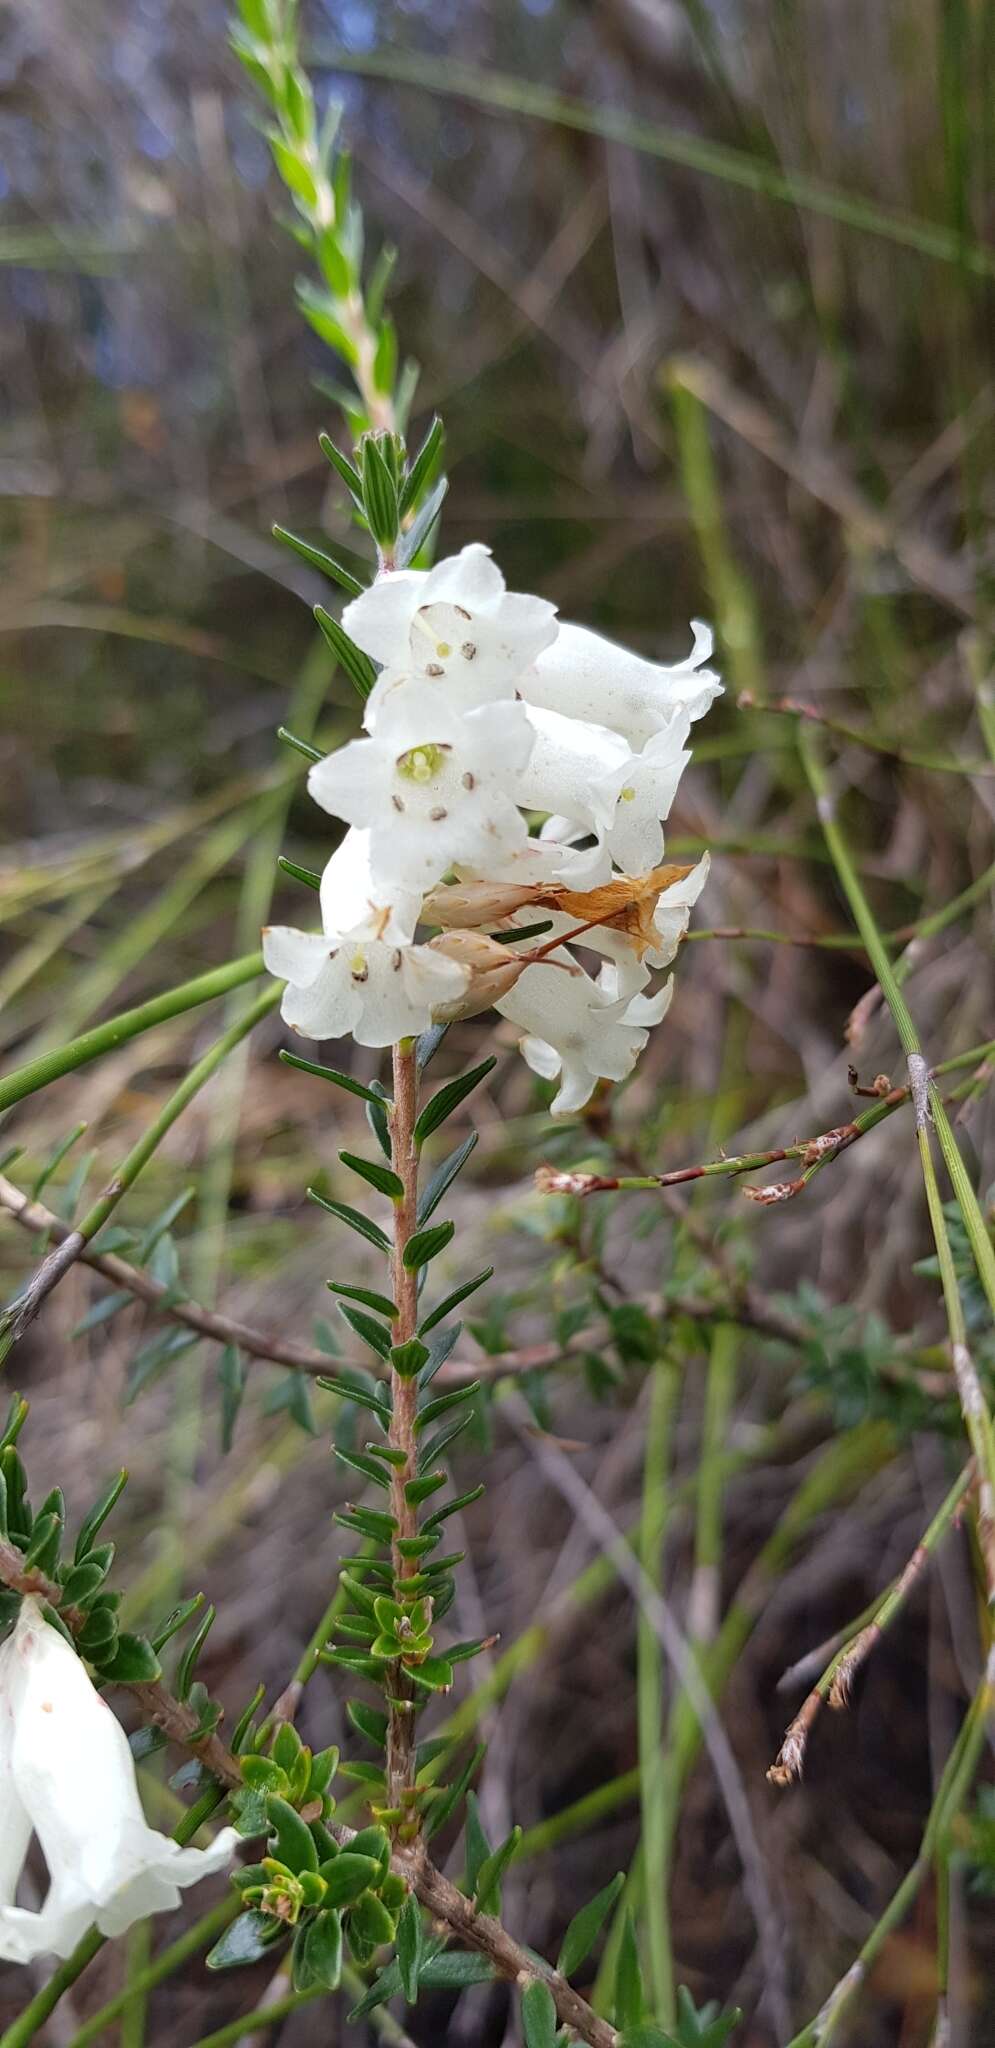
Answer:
[0,953,265,1115]
[323,48,995,276]
[799,727,995,1571]
[786,1669,992,2046]
[185,1987,324,2048]
[637,1356,681,2022]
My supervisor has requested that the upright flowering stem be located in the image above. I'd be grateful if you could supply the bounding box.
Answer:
[386,1038,421,1832]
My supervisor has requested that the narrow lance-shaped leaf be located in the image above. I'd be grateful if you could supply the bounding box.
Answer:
[399,413,444,517]
[396,1892,423,2003]
[614,1910,645,2032]
[339,1150,403,1200]
[272,521,365,597]
[74,1470,127,1561]
[281,1049,387,1106]
[314,605,377,699]
[557,1872,626,1978]
[417,1132,477,1226]
[328,1280,398,1319]
[277,855,321,890]
[403,1219,455,1270]
[318,1374,391,1428]
[307,1188,391,1254]
[277,724,324,764]
[474,1825,522,1914]
[176,1603,215,1700]
[521,1978,557,2048]
[414,1057,496,1144]
[336,1303,393,1361]
[419,1268,493,1338]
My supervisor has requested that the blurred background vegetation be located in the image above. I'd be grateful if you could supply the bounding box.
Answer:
[1,1,995,2042]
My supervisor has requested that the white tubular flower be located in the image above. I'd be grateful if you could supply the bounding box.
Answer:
[523,706,692,873]
[0,1599,237,1962]
[517,706,629,838]
[308,684,533,891]
[522,618,721,749]
[496,953,658,1114]
[344,543,558,716]
[263,831,468,1048]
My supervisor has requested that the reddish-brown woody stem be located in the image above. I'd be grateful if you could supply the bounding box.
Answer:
[385,1040,422,1832]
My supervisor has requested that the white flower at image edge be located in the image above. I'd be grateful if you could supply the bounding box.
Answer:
[0,1598,237,1962]
[496,953,674,1115]
[307,684,534,891]
[521,618,722,749]
[262,829,468,1047]
[343,542,558,714]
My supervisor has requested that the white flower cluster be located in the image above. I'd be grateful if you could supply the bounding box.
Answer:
[264,545,720,1111]
[0,1599,236,1960]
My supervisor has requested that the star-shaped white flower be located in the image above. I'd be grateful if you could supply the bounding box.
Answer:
[522,618,721,749]
[0,1599,237,1963]
[344,543,558,715]
[308,684,534,891]
[263,829,468,1047]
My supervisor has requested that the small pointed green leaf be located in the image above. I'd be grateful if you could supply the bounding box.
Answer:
[339,1151,403,1201]
[266,1795,319,1874]
[307,1189,390,1254]
[413,1058,496,1144]
[336,1303,393,1361]
[206,1909,279,1970]
[522,1978,557,2048]
[417,1132,477,1227]
[475,1826,522,1914]
[402,1220,454,1271]
[272,522,364,597]
[291,1908,340,1990]
[614,1911,644,2032]
[389,1338,429,1379]
[277,855,321,890]
[396,1891,423,2002]
[557,1872,625,1978]
[280,1051,384,1105]
[95,1632,161,1683]
[314,605,377,700]
[418,1269,492,1337]
[328,1281,398,1320]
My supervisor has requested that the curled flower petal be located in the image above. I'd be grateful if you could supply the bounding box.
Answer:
[522,618,722,749]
